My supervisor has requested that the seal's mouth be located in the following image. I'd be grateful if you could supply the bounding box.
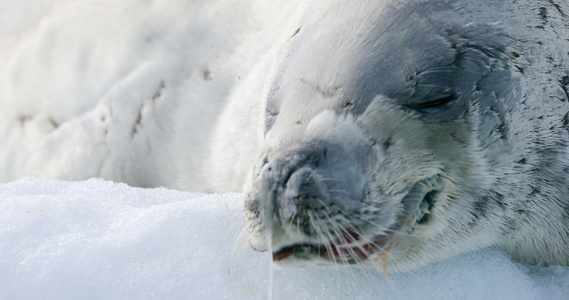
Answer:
[272,232,389,264]
[273,243,372,263]
[271,176,443,264]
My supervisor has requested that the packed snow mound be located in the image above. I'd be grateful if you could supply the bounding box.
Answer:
[1,178,568,300]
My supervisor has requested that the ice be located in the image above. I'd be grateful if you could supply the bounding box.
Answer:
[1,178,567,299]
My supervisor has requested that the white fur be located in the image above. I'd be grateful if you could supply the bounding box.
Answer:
[0,0,302,190]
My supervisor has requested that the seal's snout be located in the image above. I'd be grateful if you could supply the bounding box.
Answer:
[248,140,373,253]
[256,145,336,228]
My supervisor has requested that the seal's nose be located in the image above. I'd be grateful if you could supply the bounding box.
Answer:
[280,166,330,220]
[255,145,332,228]
[245,136,375,251]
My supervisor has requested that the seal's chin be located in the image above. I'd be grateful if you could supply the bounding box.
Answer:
[270,175,443,265]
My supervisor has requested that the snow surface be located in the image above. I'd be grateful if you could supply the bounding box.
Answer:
[1,178,568,300]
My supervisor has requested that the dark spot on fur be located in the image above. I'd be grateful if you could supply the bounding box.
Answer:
[131,106,144,137]
[560,76,569,102]
[495,118,509,139]
[382,136,393,152]
[514,65,525,74]
[539,7,548,22]
[516,157,527,164]
[262,156,269,167]
[369,139,379,147]
[562,111,569,132]
[203,69,212,81]
[530,185,541,196]
[548,0,567,17]
[561,76,569,86]
[289,26,301,41]
[496,195,507,210]
[472,196,489,220]
[245,199,260,214]
[17,114,32,124]
[48,118,59,129]
[152,81,165,101]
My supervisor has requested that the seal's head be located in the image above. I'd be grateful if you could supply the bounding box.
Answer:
[243,0,569,272]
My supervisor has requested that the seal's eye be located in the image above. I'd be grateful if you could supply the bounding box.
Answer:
[402,65,461,116]
[412,93,457,110]
[402,89,465,122]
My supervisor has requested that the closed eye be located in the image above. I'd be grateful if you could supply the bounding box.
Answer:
[412,94,457,110]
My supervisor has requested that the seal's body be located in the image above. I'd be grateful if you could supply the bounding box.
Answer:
[241,0,569,271]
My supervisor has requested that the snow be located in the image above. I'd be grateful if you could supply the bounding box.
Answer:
[1,178,568,300]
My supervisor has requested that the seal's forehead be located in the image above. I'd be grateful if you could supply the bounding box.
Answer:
[285,0,456,83]
[266,0,519,132]
[266,1,460,129]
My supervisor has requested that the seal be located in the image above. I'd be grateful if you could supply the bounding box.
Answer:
[241,0,569,272]
[1,0,568,273]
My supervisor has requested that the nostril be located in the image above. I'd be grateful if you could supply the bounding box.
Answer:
[285,167,321,198]
[284,166,312,199]
[283,166,330,210]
